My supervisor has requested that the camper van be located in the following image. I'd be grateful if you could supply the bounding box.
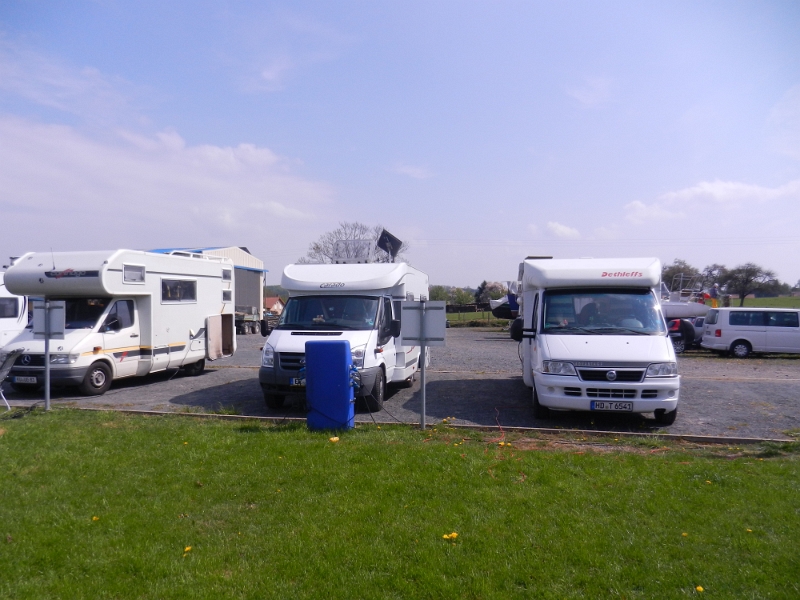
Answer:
[512,257,680,425]
[0,272,28,350]
[1,250,236,396]
[259,262,429,411]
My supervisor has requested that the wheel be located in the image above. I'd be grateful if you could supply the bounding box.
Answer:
[263,392,285,409]
[251,324,259,334]
[79,362,113,396]
[10,382,40,393]
[671,336,686,354]
[401,373,416,388]
[730,340,752,358]
[364,368,385,413]
[532,385,550,419]
[654,407,678,425]
[183,359,205,376]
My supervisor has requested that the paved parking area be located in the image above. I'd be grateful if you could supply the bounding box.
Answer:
[2,328,799,440]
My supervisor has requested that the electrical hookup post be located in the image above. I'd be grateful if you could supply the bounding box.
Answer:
[32,299,65,411]
[400,297,447,429]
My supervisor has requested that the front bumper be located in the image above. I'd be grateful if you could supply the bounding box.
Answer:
[7,366,89,387]
[259,365,379,398]
[533,372,680,413]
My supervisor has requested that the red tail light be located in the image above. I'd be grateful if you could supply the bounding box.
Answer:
[668,320,680,331]
[714,329,721,337]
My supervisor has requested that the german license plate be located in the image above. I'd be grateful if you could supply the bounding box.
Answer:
[14,376,37,384]
[591,401,633,412]
[290,377,306,387]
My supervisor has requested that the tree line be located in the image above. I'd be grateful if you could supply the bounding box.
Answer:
[662,259,797,307]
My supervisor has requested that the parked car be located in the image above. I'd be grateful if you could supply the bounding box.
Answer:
[667,318,696,354]
[701,308,800,357]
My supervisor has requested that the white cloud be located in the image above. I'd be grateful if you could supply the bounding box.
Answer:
[392,163,433,180]
[547,221,581,239]
[0,117,335,258]
[567,76,612,108]
[624,200,685,225]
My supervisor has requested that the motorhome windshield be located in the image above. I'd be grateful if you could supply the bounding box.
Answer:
[0,298,19,319]
[61,298,112,329]
[278,295,379,331]
[542,288,665,335]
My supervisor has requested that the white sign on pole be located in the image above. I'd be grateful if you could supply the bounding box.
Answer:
[399,301,447,346]
[33,300,66,339]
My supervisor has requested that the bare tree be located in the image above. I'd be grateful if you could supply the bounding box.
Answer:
[298,222,409,264]
[722,263,777,307]
[700,263,728,290]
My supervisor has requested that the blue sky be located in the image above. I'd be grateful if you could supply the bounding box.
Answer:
[1,1,800,287]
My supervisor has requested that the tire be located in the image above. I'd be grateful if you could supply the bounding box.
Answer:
[532,385,550,419]
[264,392,285,409]
[183,359,205,376]
[401,373,416,388]
[10,382,40,393]
[654,407,678,425]
[79,362,113,396]
[364,368,385,413]
[730,340,752,358]
[671,336,686,354]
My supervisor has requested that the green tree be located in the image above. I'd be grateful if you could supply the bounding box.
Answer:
[661,259,700,291]
[450,288,474,305]
[429,285,449,302]
[722,263,778,306]
[700,264,728,291]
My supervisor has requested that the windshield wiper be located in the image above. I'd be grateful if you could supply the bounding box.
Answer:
[543,325,594,334]
[591,327,652,335]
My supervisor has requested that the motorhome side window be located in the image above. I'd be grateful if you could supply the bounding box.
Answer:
[222,269,232,282]
[162,279,197,303]
[222,290,232,303]
[103,300,135,331]
[123,264,145,283]
[0,298,19,319]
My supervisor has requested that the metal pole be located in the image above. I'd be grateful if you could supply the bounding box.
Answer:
[420,297,426,430]
[44,299,51,411]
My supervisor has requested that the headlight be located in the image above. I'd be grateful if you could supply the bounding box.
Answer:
[541,361,577,376]
[50,354,78,364]
[351,345,365,369]
[261,343,275,368]
[646,362,678,377]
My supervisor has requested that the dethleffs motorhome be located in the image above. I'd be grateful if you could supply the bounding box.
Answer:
[259,262,429,411]
[512,257,680,424]
[0,272,28,350]
[1,250,236,396]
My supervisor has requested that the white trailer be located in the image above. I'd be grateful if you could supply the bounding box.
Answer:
[512,257,680,424]
[1,250,236,396]
[259,262,429,411]
[0,272,29,350]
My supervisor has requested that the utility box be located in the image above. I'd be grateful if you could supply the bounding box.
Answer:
[305,340,355,431]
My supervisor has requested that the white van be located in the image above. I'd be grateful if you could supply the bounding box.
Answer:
[0,272,29,350]
[259,262,429,411]
[701,307,800,357]
[1,250,236,395]
[513,257,680,425]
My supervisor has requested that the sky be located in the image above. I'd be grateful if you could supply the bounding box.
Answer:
[1,0,800,287]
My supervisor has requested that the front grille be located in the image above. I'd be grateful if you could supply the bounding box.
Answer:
[564,387,582,397]
[641,390,658,399]
[586,388,636,399]
[279,352,305,371]
[578,369,644,383]
[14,354,45,367]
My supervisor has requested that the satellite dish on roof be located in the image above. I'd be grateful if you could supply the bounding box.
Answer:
[377,229,402,262]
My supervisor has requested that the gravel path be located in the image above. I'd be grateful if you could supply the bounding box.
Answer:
[3,328,799,440]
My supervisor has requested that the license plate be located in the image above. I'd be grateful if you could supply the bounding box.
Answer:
[290,377,306,387]
[14,376,38,384]
[590,401,633,412]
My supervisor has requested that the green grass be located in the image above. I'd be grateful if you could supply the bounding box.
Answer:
[1,410,799,599]
[447,310,509,327]
[739,297,800,308]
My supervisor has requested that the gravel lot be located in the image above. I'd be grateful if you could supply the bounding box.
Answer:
[3,328,799,440]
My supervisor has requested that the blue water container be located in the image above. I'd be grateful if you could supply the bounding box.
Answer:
[305,340,355,431]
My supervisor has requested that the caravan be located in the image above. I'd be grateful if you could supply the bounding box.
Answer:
[0,272,28,350]
[259,262,429,411]
[512,257,680,424]
[1,250,236,396]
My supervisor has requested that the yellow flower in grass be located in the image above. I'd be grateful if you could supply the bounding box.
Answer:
[696,586,704,592]
[329,437,339,443]
[92,516,100,521]
[682,532,688,537]
[184,546,192,553]
[442,532,459,540]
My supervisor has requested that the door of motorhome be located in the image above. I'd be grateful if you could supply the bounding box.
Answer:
[0,272,28,350]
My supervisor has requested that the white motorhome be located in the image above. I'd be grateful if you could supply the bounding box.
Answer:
[259,262,429,411]
[0,272,29,350]
[1,250,236,396]
[512,257,680,425]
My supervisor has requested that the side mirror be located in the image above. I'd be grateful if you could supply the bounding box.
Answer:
[390,319,401,338]
[260,319,272,337]
[509,317,524,342]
